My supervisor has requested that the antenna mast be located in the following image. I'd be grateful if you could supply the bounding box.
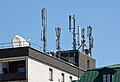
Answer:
[55,27,61,59]
[87,25,94,56]
[41,8,47,52]
[69,15,76,50]
[77,26,80,46]
[81,28,85,53]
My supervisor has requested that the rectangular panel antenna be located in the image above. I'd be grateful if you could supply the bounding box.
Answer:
[87,25,92,37]
[68,15,77,50]
[42,8,45,26]
[77,26,80,46]
[90,37,94,48]
[73,15,75,29]
[69,15,71,31]
[81,28,85,39]
[81,28,85,53]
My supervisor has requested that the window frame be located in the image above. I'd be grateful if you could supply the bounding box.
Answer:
[61,73,65,82]
[87,60,90,69]
[69,76,72,82]
[103,74,111,82]
[49,68,53,81]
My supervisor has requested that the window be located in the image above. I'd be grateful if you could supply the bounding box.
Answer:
[49,68,53,81]
[69,76,72,82]
[103,74,111,82]
[61,73,65,82]
[87,60,90,69]
[103,74,106,82]
[107,74,110,82]
[3,68,8,73]
[9,60,25,73]
[18,67,25,72]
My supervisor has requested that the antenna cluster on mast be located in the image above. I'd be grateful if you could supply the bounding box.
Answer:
[40,8,94,56]
[78,25,94,56]
[69,15,80,50]
[69,15,83,51]
[68,15,94,56]
[41,8,47,52]
[81,28,86,53]
[55,27,61,59]
[87,25,94,56]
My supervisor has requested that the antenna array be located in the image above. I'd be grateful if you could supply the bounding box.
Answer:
[55,27,61,51]
[69,15,76,50]
[41,8,47,52]
[81,28,85,53]
[55,27,61,59]
[69,15,80,50]
[77,26,80,46]
[87,25,94,56]
[40,8,94,56]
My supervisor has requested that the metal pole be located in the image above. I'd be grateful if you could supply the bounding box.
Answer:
[41,8,47,52]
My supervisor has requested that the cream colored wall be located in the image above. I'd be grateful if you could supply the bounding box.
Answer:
[28,57,78,82]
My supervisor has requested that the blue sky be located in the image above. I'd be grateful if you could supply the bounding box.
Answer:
[0,0,120,67]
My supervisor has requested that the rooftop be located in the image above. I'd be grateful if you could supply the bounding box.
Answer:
[0,45,80,77]
[77,64,120,82]
[0,41,95,78]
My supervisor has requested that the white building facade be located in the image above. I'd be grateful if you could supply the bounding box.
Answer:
[0,47,79,82]
[28,57,77,82]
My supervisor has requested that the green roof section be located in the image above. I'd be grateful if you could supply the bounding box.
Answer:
[75,64,120,82]
[78,71,98,82]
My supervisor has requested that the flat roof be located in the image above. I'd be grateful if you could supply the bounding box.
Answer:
[0,47,80,77]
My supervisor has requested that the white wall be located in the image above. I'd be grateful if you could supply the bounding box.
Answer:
[4,81,27,82]
[28,57,78,82]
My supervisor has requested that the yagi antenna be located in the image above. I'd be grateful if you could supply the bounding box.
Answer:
[68,15,76,50]
[87,25,94,56]
[55,27,61,59]
[41,8,47,52]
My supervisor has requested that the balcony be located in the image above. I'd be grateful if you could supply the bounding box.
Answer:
[0,72,26,81]
[0,59,26,81]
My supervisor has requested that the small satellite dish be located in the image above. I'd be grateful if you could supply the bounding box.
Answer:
[12,35,30,48]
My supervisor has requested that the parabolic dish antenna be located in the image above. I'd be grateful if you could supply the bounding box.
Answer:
[12,35,30,48]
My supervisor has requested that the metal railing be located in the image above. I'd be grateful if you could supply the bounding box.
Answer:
[0,41,78,67]
[0,72,26,81]
[0,41,43,52]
